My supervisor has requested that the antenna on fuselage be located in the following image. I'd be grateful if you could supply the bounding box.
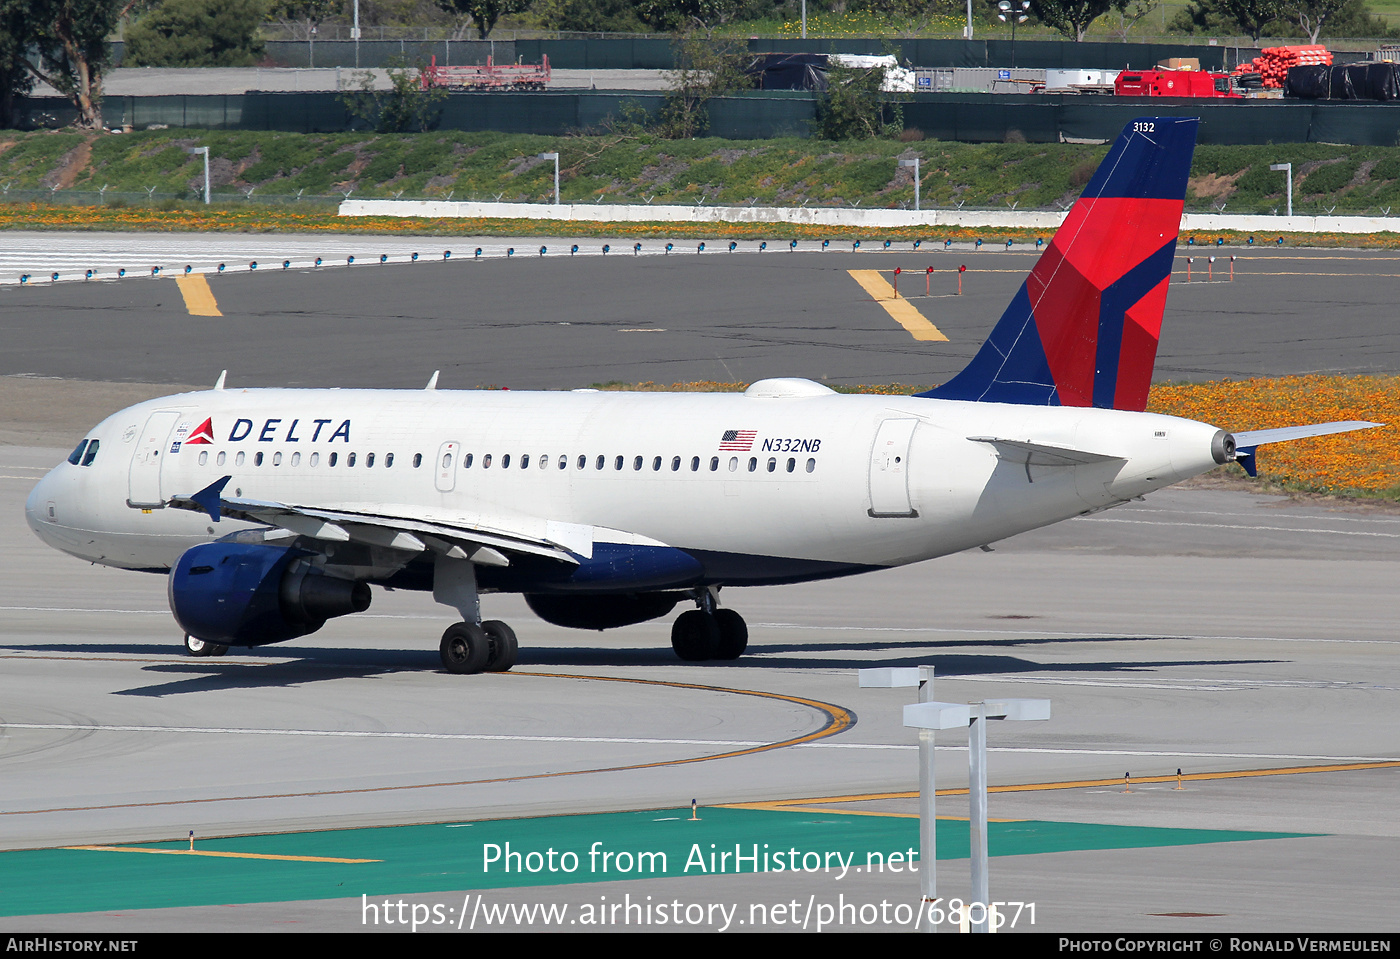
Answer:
[425,370,440,390]
[213,370,227,390]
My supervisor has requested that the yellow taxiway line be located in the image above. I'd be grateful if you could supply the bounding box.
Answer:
[64,845,379,863]
[175,274,222,316]
[848,270,948,342]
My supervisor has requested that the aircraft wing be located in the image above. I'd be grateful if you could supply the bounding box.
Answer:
[1232,420,1383,477]
[166,476,579,567]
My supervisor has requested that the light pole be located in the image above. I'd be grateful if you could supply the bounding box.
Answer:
[899,157,920,212]
[801,0,807,39]
[538,152,560,205]
[1269,162,1293,217]
[998,1,1030,68]
[353,0,361,69]
[185,146,210,205]
[965,0,974,39]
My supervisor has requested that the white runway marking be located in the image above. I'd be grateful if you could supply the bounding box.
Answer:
[3,722,1395,764]
[1080,516,1400,539]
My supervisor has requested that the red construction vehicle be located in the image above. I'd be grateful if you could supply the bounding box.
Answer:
[419,55,551,92]
[1114,69,1245,98]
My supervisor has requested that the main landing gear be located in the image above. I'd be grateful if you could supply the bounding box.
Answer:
[439,620,519,675]
[671,590,748,662]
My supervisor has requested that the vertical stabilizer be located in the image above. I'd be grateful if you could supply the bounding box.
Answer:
[923,117,1198,411]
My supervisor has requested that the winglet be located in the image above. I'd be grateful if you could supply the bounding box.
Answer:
[425,371,439,390]
[213,370,227,390]
[188,475,232,522]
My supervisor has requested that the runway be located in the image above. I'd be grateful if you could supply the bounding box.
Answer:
[1,231,1398,932]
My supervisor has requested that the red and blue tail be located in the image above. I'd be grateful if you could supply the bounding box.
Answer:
[923,117,1197,412]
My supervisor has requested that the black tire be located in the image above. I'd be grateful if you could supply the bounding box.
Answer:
[481,620,518,672]
[184,634,227,658]
[714,609,748,660]
[671,609,720,662]
[440,622,491,674]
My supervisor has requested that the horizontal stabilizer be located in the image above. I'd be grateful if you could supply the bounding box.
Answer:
[1232,420,1382,478]
[968,436,1125,468]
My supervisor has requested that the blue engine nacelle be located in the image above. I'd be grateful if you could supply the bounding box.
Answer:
[168,542,371,646]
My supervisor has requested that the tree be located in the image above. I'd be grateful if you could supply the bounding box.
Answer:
[533,0,647,32]
[654,33,753,139]
[1171,0,1284,39]
[1027,0,1133,41]
[265,0,342,42]
[0,1,37,129]
[125,0,266,67]
[812,62,902,141]
[435,0,530,38]
[339,57,445,132]
[637,0,742,34]
[1285,0,1348,41]
[24,0,141,130]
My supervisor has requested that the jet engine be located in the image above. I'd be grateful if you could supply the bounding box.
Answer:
[524,592,681,631]
[169,542,371,646]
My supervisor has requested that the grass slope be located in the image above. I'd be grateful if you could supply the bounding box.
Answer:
[9,128,1400,216]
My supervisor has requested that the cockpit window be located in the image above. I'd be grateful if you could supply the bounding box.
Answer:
[80,439,100,466]
[67,440,88,465]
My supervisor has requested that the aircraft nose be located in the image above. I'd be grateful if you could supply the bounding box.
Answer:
[25,467,73,550]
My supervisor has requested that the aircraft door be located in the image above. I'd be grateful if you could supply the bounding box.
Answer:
[868,418,919,518]
[127,410,181,507]
[435,441,460,492]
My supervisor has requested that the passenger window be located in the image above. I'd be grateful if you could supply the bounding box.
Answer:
[577,454,586,469]
[347,452,357,467]
[413,453,422,468]
[385,452,394,467]
[464,453,473,468]
[483,454,492,468]
[329,452,338,467]
[691,456,700,472]
[710,456,719,472]
[558,456,567,470]
[521,454,529,469]
[671,456,681,471]
[255,452,264,466]
[366,452,375,468]
[767,457,776,472]
[217,451,226,466]
[652,456,662,471]
[235,451,245,466]
[67,440,88,465]
[541,455,549,470]
[502,454,511,469]
[633,456,643,471]
[786,457,795,473]
[615,455,623,470]
[310,452,320,467]
[728,457,738,472]
[81,440,99,467]
[292,452,301,466]
[806,458,816,473]
[198,451,208,466]
[273,451,283,466]
[748,457,757,472]
[596,455,605,470]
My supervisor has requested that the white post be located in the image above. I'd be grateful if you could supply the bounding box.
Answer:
[802,0,807,39]
[186,146,210,204]
[1270,162,1293,218]
[539,152,560,205]
[966,0,974,39]
[353,0,361,68]
[900,158,920,211]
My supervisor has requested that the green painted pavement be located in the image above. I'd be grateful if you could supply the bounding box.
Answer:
[0,808,1314,917]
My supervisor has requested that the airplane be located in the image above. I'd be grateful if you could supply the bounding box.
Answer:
[25,116,1379,674]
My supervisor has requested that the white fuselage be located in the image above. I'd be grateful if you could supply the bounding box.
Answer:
[26,381,1226,584]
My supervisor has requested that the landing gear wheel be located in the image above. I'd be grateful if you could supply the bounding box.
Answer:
[481,620,518,672]
[714,609,748,660]
[184,634,228,658]
[440,622,491,674]
[671,609,720,662]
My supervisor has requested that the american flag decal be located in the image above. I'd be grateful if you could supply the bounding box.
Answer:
[719,429,757,451]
